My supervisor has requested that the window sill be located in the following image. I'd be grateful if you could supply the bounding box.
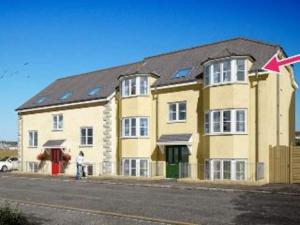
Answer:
[203,132,247,136]
[52,129,63,132]
[167,120,187,124]
[27,146,38,149]
[203,82,248,89]
[121,94,149,99]
[121,136,150,139]
[79,145,93,148]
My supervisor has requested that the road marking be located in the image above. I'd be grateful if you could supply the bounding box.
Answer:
[0,197,197,225]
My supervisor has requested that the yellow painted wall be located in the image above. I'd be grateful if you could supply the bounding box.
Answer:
[19,102,108,175]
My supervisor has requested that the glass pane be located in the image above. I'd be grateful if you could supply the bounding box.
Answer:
[223,111,231,132]
[140,118,148,136]
[140,77,148,95]
[131,160,136,176]
[179,103,186,120]
[205,113,210,133]
[123,159,129,176]
[213,63,221,83]
[131,118,136,136]
[174,68,192,78]
[236,111,245,132]
[169,104,177,121]
[131,78,136,95]
[124,119,130,136]
[237,71,245,81]
[124,80,130,96]
[140,160,148,176]
[237,60,245,81]
[236,161,245,180]
[213,161,221,179]
[204,65,210,85]
[81,137,86,145]
[174,148,179,163]
[34,132,38,146]
[213,111,221,132]
[29,132,33,146]
[205,160,210,180]
[59,115,63,129]
[87,137,93,145]
[223,161,231,179]
[223,60,231,82]
[88,128,93,137]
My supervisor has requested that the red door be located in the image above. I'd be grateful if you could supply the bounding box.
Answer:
[51,149,61,175]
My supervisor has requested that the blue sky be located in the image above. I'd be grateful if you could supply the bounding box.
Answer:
[0,0,299,141]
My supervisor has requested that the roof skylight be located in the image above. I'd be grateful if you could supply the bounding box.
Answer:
[60,91,72,100]
[173,67,192,79]
[88,87,101,96]
[36,96,47,104]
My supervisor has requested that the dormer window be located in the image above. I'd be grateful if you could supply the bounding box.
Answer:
[121,76,148,97]
[204,58,246,87]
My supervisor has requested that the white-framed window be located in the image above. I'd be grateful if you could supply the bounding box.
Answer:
[29,130,38,147]
[81,127,93,145]
[236,110,246,132]
[121,76,148,97]
[53,114,63,131]
[168,102,186,122]
[122,158,149,177]
[212,111,221,133]
[205,109,247,134]
[236,160,246,180]
[204,58,246,87]
[204,112,210,133]
[205,159,247,180]
[122,117,149,138]
[236,59,246,81]
[28,162,38,173]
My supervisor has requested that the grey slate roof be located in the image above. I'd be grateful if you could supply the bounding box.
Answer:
[157,133,192,143]
[43,139,65,147]
[17,37,281,110]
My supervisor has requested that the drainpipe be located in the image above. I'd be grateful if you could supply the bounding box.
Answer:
[155,87,159,176]
[255,72,259,181]
[276,73,280,148]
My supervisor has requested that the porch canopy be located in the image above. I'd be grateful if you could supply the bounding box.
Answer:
[157,133,192,154]
[43,139,66,149]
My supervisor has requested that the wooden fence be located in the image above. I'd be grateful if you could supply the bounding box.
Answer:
[269,145,300,184]
[290,146,300,183]
[269,145,290,183]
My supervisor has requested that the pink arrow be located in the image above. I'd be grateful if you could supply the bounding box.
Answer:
[262,53,300,73]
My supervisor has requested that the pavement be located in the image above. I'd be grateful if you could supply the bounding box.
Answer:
[0,173,300,225]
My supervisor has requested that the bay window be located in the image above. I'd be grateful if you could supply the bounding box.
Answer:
[122,76,148,97]
[205,109,247,134]
[204,58,246,86]
[206,159,246,180]
[122,117,149,138]
[122,158,149,177]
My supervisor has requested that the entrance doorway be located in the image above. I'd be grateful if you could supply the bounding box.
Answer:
[51,149,62,175]
[166,146,189,179]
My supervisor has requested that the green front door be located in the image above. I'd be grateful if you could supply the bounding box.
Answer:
[166,146,180,179]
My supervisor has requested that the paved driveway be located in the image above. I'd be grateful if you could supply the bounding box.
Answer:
[0,174,299,225]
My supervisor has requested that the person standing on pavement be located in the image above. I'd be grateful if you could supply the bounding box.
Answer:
[76,151,84,180]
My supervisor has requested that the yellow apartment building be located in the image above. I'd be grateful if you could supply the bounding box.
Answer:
[16,37,298,183]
